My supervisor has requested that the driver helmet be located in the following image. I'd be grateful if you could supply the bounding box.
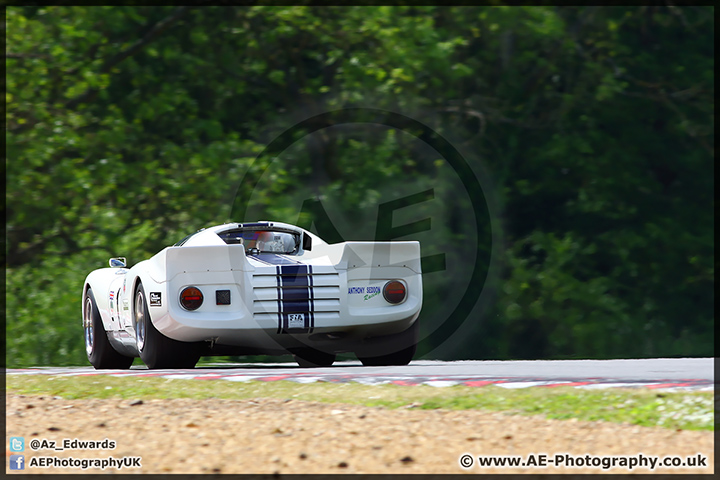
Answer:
[256,231,274,251]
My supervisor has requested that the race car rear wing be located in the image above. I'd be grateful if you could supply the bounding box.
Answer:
[147,240,421,284]
[307,241,422,274]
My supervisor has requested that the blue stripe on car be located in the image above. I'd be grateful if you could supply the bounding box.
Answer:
[276,264,315,334]
[255,253,301,265]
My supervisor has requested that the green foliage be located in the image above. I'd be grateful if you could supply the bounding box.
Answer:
[5,6,714,366]
[6,252,110,366]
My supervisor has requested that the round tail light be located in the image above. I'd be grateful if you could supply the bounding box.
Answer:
[180,286,203,311]
[383,280,407,304]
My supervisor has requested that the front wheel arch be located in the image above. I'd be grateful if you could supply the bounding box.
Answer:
[84,286,133,370]
[130,275,145,330]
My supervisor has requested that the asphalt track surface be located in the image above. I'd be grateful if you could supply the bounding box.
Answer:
[8,358,714,391]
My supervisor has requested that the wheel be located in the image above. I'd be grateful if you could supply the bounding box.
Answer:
[134,282,200,369]
[292,348,336,368]
[84,287,134,369]
[356,320,419,366]
[357,343,416,366]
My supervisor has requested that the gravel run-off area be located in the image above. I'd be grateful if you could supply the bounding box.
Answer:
[5,393,713,474]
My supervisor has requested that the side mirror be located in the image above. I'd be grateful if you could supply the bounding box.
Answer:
[109,257,127,268]
[302,232,312,251]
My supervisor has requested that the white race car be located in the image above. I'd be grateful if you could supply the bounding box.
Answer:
[82,221,422,369]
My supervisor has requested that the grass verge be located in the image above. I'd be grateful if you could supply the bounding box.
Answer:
[5,374,713,432]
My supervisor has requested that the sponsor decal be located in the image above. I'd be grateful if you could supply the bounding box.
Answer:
[349,286,381,299]
[288,313,305,329]
[149,292,162,307]
[364,290,381,301]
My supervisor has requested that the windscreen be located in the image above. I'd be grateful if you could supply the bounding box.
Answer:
[217,229,300,254]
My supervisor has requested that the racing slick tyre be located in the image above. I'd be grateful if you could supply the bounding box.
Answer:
[356,320,418,366]
[292,348,336,368]
[358,343,416,366]
[134,282,201,369]
[84,287,134,369]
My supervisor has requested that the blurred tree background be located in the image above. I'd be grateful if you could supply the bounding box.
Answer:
[4,5,713,366]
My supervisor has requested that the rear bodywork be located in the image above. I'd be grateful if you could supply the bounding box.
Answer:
[83,222,422,358]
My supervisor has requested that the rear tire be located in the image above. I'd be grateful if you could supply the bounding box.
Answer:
[84,288,134,369]
[134,282,200,369]
[358,343,416,366]
[292,348,336,368]
[356,320,419,366]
